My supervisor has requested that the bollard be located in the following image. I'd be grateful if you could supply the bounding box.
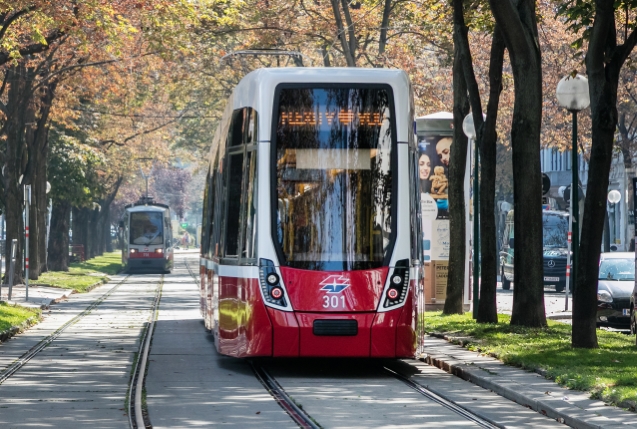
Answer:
[7,239,17,301]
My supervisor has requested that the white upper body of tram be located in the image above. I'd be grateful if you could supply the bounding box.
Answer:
[200,67,424,357]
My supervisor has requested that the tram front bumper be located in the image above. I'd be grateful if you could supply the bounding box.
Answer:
[127,258,166,272]
[267,306,414,358]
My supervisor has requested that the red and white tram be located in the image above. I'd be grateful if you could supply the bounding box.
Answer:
[121,199,174,273]
[199,67,424,358]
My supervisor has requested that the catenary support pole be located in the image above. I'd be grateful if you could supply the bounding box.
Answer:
[571,111,579,297]
[472,138,480,319]
[25,185,30,301]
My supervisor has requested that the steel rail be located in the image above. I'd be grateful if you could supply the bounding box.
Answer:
[251,362,321,429]
[128,274,164,429]
[0,275,130,385]
[383,367,501,429]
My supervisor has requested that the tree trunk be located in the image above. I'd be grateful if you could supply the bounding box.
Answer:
[38,154,49,274]
[490,0,546,327]
[32,82,57,280]
[452,0,503,323]
[573,2,629,348]
[48,200,71,271]
[103,204,113,253]
[477,27,505,324]
[2,64,31,284]
[330,0,356,66]
[444,38,470,314]
[72,207,90,261]
[23,102,40,281]
[90,207,101,258]
[377,0,392,58]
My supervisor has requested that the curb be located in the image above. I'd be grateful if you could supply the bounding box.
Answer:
[0,314,42,344]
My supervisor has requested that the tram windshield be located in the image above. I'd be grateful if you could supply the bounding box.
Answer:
[130,212,164,245]
[274,86,394,271]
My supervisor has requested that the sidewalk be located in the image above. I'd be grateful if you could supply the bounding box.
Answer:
[0,284,74,309]
[424,334,637,429]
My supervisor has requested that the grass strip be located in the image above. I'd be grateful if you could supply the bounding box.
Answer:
[0,302,41,332]
[36,251,122,293]
[426,311,637,410]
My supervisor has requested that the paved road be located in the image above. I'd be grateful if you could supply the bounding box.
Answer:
[0,253,603,428]
[144,254,295,428]
[0,274,159,428]
[495,284,573,318]
[145,254,565,428]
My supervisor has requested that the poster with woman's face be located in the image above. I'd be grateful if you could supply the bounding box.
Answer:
[418,135,451,220]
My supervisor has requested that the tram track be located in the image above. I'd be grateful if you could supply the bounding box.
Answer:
[251,361,321,429]
[128,274,164,429]
[254,359,503,429]
[0,274,131,385]
[0,271,165,429]
[182,251,499,428]
[383,366,501,429]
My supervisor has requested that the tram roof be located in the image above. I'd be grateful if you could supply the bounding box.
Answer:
[125,203,169,212]
[239,67,409,85]
[231,67,413,143]
[233,68,410,104]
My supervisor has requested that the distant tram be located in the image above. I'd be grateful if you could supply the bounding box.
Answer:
[199,67,424,358]
[121,198,174,273]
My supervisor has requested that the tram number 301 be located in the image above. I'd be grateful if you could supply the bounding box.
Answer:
[323,295,346,308]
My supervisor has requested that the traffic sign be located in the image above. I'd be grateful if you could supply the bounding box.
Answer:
[542,173,550,195]
[562,184,584,204]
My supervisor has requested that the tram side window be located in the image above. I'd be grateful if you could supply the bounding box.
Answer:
[219,110,244,256]
[201,172,211,254]
[242,149,258,262]
[229,109,244,147]
[211,165,223,258]
[221,107,258,263]
[224,152,244,257]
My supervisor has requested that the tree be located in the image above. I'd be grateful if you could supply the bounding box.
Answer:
[445,35,470,315]
[488,0,546,327]
[47,129,105,270]
[558,0,637,348]
[450,0,505,323]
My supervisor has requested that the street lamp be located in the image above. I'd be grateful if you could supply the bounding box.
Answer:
[607,190,621,249]
[463,113,480,319]
[556,74,590,298]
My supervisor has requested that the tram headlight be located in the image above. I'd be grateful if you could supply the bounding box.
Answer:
[259,259,288,309]
[387,288,399,300]
[270,287,284,299]
[130,249,137,254]
[381,259,410,310]
[155,248,164,254]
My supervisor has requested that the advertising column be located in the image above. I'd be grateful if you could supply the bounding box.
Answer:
[415,112,470,309]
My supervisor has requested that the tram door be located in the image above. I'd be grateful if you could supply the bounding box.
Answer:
[411,146,426,356]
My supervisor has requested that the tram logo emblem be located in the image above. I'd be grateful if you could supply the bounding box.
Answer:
[320,276,350,293]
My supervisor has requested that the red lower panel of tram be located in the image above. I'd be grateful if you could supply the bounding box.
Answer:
[208,269,416,358]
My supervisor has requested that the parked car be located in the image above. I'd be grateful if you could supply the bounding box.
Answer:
[500,209,569,292]
[597,252,634,329]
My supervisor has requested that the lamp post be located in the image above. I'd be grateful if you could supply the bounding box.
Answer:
[556,74,590,300]
[607,190,621,248]
[463,113,480,319]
